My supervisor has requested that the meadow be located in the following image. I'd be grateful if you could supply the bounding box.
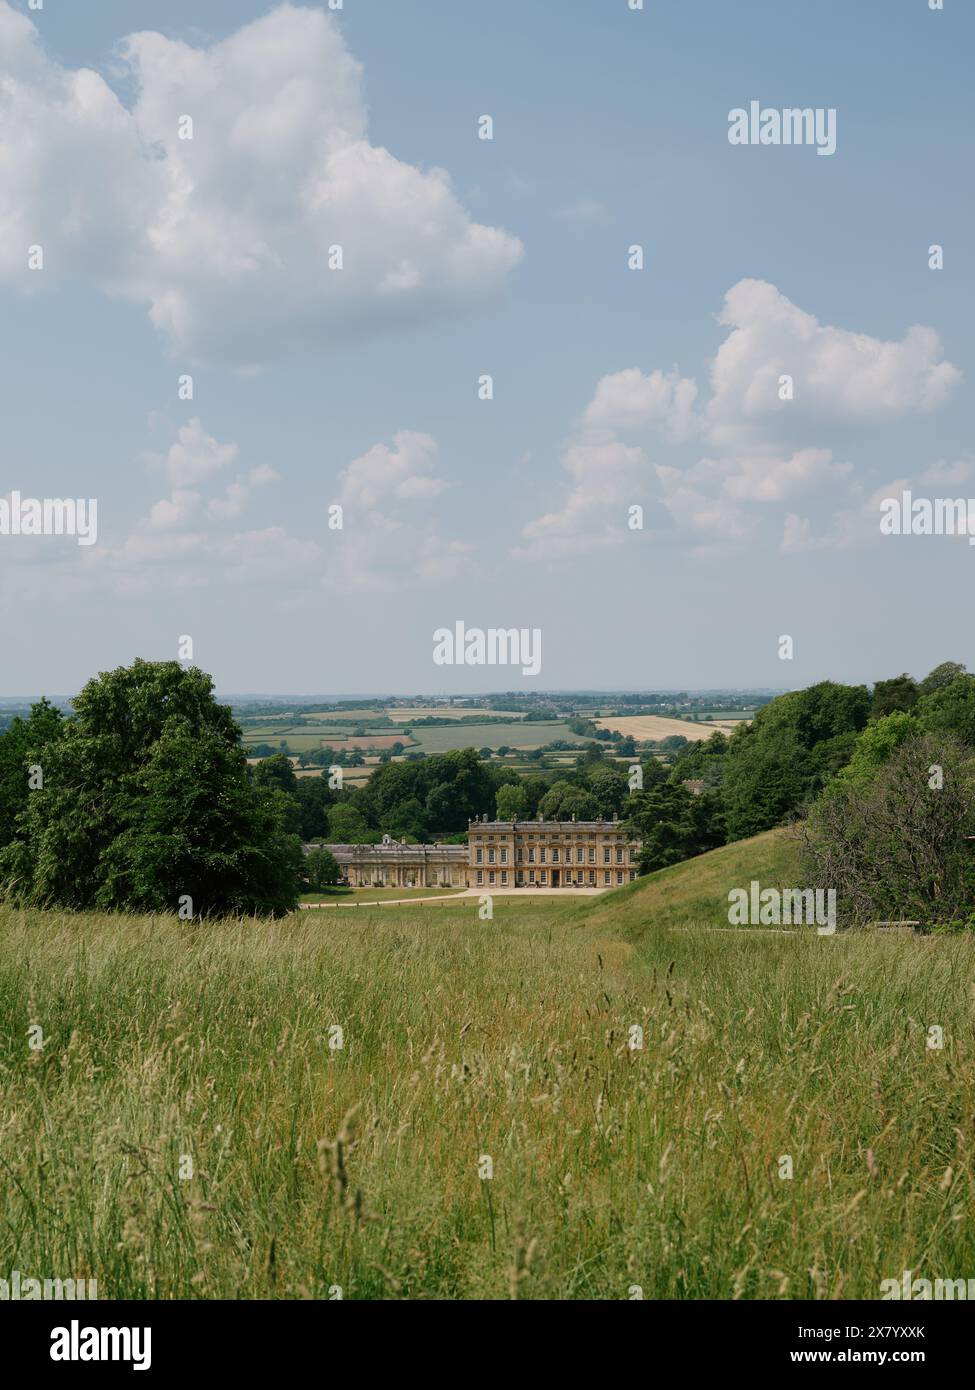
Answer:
[1,830,972,1300]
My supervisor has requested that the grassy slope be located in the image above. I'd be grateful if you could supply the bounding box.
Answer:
[582,826,802,937]
[1,829,973,1300]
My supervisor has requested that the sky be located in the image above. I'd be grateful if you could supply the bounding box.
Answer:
[1,0,972,697]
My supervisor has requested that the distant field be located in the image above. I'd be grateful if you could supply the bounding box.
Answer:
[241,725,416,754]
[595,714,732,742]
[386,707,526,723]
[413,719,583,754]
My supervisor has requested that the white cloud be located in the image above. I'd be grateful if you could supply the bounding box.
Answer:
[583,368,699,443]
[0,2,522,363]
[338,431,447,510]
[331,431,470,592]
[920,458,973,486]
[517,280,961,561]
[722,448,851,503]
[208,465,279,521]
[151,419,239,488]
[705,279,961,449]
[780,510,860,554]
[517,442,647,560]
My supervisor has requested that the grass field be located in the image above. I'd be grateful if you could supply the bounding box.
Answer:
[1,829,972,1300]
[411,719,582,754]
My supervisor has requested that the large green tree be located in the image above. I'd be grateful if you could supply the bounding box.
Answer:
[0,661,302,916]
[0,698,64,848]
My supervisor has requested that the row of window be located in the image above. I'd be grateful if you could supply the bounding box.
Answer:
[474,869,637,887]
[473,833,626,842]
[475,846,634,865]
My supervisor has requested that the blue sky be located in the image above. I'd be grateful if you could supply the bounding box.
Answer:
[1,0,971,695]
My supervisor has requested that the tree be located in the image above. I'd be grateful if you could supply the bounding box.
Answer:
[720,682,869,839]
[304,847,341,891]
[0,698,64,848]
[294,776,335,839]
[627,784,725,873]
[802,735,975,927]
[538,781,597,821]
[327,803,378,843]
[0,661,302,916]
[495,783,527,821]
[871,673,919,719]
[722,728,814,841]
[837,711,922,787]
[918,661,967,697]
[917,675,975,748]
[251,752,298,796]
[586,764,628,818]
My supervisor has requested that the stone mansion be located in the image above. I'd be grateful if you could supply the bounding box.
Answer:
[320,817,641,890]
[467,816,640,889]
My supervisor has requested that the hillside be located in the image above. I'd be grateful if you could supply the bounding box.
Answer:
[582,826,801,937]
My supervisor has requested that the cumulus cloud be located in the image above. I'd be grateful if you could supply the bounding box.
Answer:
[330,431,471,592]
[0,2,522,362]
[705,279,961,449]
[583,368,699,443]
[517,279,961,561]
[517,442,647,560]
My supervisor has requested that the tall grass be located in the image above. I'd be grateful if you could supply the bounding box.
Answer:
[1,862,973,1299]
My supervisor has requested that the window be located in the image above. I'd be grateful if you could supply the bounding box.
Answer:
[589,871,596,885]
[517,848,523,863]
[616,848,624,864]
[489,871,495,885]
[576,848,583,863]
[604,871,611,885]
[540,871,548,885]
[588,848,595,863]
[539,848,546,863]
[476,848,483,864]
[529,870,536,885]
[616,871,624,884]
[552,848,559,862]
[629,871,636,882]
[603,848,611,864]
[488,848,495,864]
[501,871,508,885]
[528,849,535,863]
[477,870,483,885]
[500,848,507,864]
